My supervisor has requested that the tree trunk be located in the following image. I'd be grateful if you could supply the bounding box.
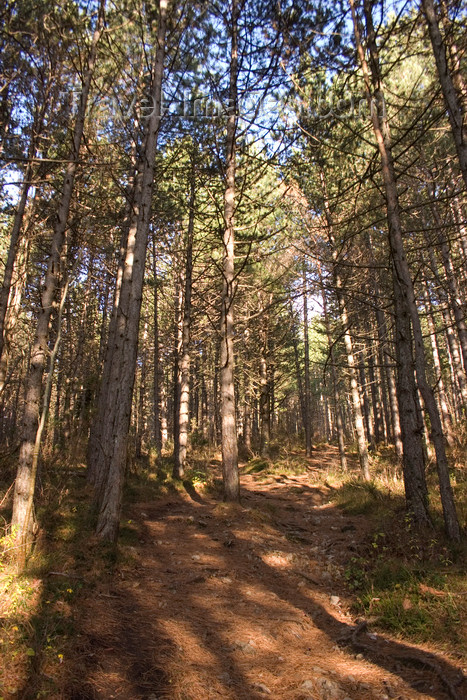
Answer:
[259,340,271,456]
[427,246,467,410]
[341,299,370,480]
[366,331,382,445]
[173,158,195,478]
[0,165,33,379]
[426,182,467,370]
[172,274,183,468]
[0,235,29,395]
[0,91,49,388]
[303,269,313,456]
[319,169,370,478]
[353,0,459,539]
[220,0,240,502]
[136,314,149,459]
[365,233,403,461]
[11,3,105,560]
[152,237,162,452]
[421,0,467,189]
[359,361,374,450]
[319,274,347,471]
[423,288,455,446]
[290,302,307,442]
[88,0,168,541]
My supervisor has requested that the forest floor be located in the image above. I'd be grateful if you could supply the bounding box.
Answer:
[1,446,467,700]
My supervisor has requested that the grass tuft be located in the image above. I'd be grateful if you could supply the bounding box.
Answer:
[334,472,467,653]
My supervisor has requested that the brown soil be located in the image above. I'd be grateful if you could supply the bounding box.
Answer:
[28,450,467,699]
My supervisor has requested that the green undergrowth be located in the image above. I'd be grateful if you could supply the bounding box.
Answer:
[333,474,467,657]
[242,453,310,477]
[333,477,405,517]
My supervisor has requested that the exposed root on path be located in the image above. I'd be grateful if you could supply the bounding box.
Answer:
[339,620,467,700]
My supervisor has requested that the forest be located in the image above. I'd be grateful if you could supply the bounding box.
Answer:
[1,0,467,697]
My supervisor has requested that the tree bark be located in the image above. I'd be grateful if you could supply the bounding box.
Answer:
[319,170,370,479]
[421,0,467,189]
[0,164,33,377]
[152,236,162,452]
[426,181,467,370]
[423,287,455,446]
[220,0,240,501]
[290,302,307,443]
[353,0,459,538]
[259,327,271,456]
[0,90,49,388]
[173,158,195,478]
[11,1,105,559]
[365,232,403,461]
[136,313,149,459]
[303,269,313,456]
[319,270,347,471]
[88,0,168,541]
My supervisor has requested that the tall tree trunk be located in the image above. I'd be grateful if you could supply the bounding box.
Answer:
[243,370,252,453]
[366,329,382,445]
[303,269,313,456]
[11,3,105,560]
[0,235,30,395]
[353,0,459,538]
[173,159,195,478]
[426,182,467,369]
[220,0,240,501]
[365,233,403,461]
[259,332,271,456]
[290,302,307,441]
[427,246,467,410]
[319,171,370,479]
[88,0,168,541]
[152,237,162,452]
[0,91,49,386]
[340,296,370,480]
[359,361,374,450]
[172,274,183,467]
[421,0,467,189]
[319,272,347,471]
[0,164,33,376]
[376,299,404,462]
[136,313,149,459]
[87,61,148,483]
[423,288,455,446]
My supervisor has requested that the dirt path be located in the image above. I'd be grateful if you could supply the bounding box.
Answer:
[66,460,466,700]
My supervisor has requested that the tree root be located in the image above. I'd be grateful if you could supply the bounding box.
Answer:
[338,620,466,700]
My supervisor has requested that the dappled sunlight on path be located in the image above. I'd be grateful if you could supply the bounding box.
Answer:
[66,460,466,700]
